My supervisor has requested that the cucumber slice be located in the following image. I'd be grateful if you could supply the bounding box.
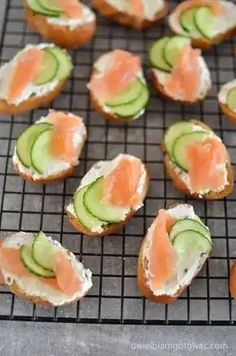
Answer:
[194,7,214,40]
[106,79,143,107]
[84,177,128,223]
[73,185,107,231]
[30,129,54,174]
[38,0,62,14]
[16,122,52,168]
[34,49,59,85]
[169,219,211,243]
[110,84,149,119]
[172,230,212,258]
[226,87,236,112]
[27,0,60,17]
[172,131,209,171]
[164,36,190,67]
[148,37,172,73]
[32,231,56,271]
[47,47,73,81]
[179,8,202,36]
[20,244,56,278]
[164,121,195,159]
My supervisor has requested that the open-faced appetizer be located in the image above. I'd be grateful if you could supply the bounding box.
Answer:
[0,231,92,306]
[163,120,234,199]
[218,79,236,124]
[168,0,236,50]
[25,0,96,49]
[93,0,168,30]
[149,35,211,104]
[138,204,212,304]
[0,44,72,115]
[13,110,87,184]
[88,50,149,123]
[67,154,149,236]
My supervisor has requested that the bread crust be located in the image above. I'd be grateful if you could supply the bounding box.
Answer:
[0,81,65,115]
[93,0,168,30]
[219,101,236,125]
[163,119,234,200]
[24,6,96,49]
[150,70,211,105]
[13,135,87,184]
[67,165,150,237]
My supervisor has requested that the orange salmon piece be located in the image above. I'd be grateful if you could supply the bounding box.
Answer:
[230,262,236,299]
[0,246,31,277]
[131,0,144,18]
[7,48,44,105]
[89,50,141,101]
[166,45,201,102]
[55,0,83,19]
[149,210,177,290]
[177,0,225,17]
[48,111,81,165]
[53,251,81,296]
[103,158,142,208]
[186,138,227,192]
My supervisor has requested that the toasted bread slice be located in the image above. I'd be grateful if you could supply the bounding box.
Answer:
[0,232,92,306]
[24,5,96,50]
[67,156,150,237]
[13,111,87,184]
[219,101,236,125]
[137,204,211,304]
[93,0,168,30]
[218,80,236,124]
[163,120,234,200]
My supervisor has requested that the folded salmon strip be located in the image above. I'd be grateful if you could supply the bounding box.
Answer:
[55,0,83,18]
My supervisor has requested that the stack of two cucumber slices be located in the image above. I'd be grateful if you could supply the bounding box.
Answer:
[27,0,64,17]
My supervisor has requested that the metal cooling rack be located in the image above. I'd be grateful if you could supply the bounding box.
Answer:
[0,0,236,325]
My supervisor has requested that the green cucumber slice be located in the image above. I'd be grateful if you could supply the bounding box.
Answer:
[32,231,56,271]
[16,122,53,168]
[194,7,214,40]
[84,177,128,223]
[47,47,73,81]
[34,49,59,85]
[172,230,212,259]
[20,244,56,278]
[110,84,149,119]
[172,131,209,171]
[106,79,143,107]
[27,0,60,17]
[148,37,172,73]
[30,129,54,174]
[73,185,107,231]
[179,8,202,37]
[226,87,236,112]
[38,0,62,14]
[169,219,211,243]
[164,36,190,67]
[164,121,195,159]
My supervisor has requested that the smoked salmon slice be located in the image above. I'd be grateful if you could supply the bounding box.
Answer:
[55,0,83,19]
[166,45,201,102]
[7,48,44,105]
[53,251,81,296]
[103,157,142,208]
[176,0,225,17]
[89,50,141,101]
[0,246,31,277]
[186,138,227,192]
[48,111,81,165]
[131,0,144,18]
[230,262,236,299]
[149,210,177,290]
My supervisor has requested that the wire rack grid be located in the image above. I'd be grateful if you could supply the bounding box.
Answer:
[0,0,236,325]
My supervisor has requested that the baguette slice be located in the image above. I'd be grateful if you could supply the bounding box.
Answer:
[168,0,236,50]
[137,204,212,304]
[163,120,234,200]
[67,154,150,237]
[218,79,236,124]
[0,232,92,307]
[93,0,168,30]
[24,2,96,49]
[13,111,87,184]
